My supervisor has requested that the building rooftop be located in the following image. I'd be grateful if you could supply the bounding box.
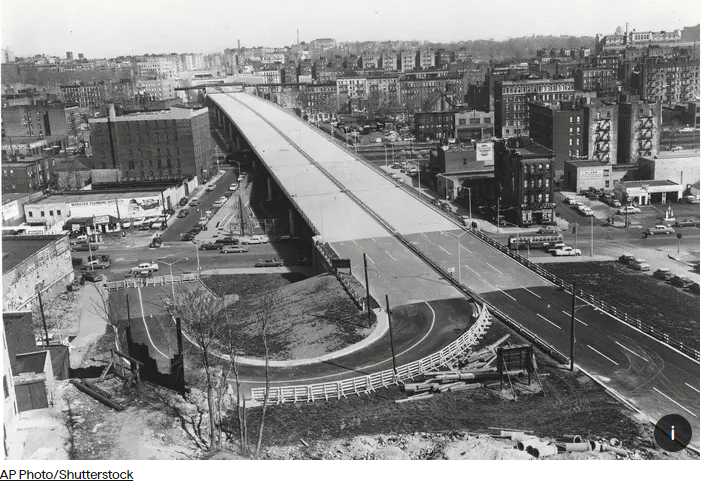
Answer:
[654,149,700,159]
[2,193,30,205]
[621,180,681,188]
[2,155,52,165]
[33,190,161,205]
[566,160,612,167]
[2,235,65,274]
[89,105,207,123]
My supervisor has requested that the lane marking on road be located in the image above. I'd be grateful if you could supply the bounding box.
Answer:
[537,314,562,330]
[136,287,170,360]
[653,387,697,417]
[460,245,472,253]
[561,310,589,326]
[438,245,452,255]
[499,289,517,301]
[352,239,358,246]
[464,265,481,277]
[371,237,377,243]
[366,255,375,264]
[385,251,396,261]
[523,287,541,298]
[486,263,503,275]
[587,345,619,366]
[238,301,438,384]
[421,232,429,239]
[614,341,648,361]
[685,383,700,394]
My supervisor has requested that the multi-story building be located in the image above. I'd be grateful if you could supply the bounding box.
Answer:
[262,66,283,85]
[367,75,400,105]
[136,57,176,79]
[400,74,465,111]
[415,111,456,142]
[137,78,178,101]
[641,57,700,106]
[399,50,416,72]
[494,78,575,137]
[528,101,586,176]
[2,46,15,63]
[582,99,619,165]
[299,59,314,80]
[283,62,298,84]
[597,27,685,54]
[60,83,104,109]
[435,49,453,69]
[336,76,368,99]
[417,48,435,70]
[317,68,343,84]
[454,109,494,142]
[88,104,211,180]
[1,102,72,138]
[361,52,381,69]
[495,137,556,226]
[617,95,662,164]
[574,67,618,93]
[301,83,337,117]
[1,155,56,193]
[381,52,399,71]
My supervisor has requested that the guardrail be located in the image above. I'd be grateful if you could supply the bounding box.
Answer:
[251,303,492,403]
[105,273,199,291]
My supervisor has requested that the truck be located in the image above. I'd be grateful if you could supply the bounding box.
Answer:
[129,262,159,274]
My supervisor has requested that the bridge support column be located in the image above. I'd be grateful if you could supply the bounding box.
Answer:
[267,177,273,201]
[236,136,241,151]
[229,122,235,140]
[289,209,295,236]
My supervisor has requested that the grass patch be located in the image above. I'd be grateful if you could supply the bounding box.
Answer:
[203,273,307,298]
[542,261,699,348]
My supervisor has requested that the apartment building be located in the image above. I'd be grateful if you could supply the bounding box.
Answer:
[574,67,618,93]
[528,101,586,175]
[399,50,416,72]
[617,96,662,164]
[641,57,700,106]
[137,79,178,101]
[337,76,368,99]
[417,48,435,70]
[367,75,400,105]
[381,52,399,71]
[137,58,176,79]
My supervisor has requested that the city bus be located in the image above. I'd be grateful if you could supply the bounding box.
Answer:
[507,233,563,250]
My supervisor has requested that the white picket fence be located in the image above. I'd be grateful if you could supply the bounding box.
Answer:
[105,273,199,291]
[250,303,492,403]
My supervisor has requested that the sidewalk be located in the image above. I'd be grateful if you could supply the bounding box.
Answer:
[8,392,71,460]
[71,283,109,367]
[200,266,312,276]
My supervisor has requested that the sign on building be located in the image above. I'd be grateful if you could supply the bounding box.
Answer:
[93,215,109,225]
[475,142,494,162]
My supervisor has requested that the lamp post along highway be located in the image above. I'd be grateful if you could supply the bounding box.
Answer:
[385,295,398,378]
[467,187,472,222]
[442,230,467,284]
[363,254,372,329]
[157,257,189,299]
[590,215,594,257]
[570,281,576,372]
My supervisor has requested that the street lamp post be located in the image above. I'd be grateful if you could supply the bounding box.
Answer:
[157,257,189,299]
[441,230,468,284]
[467,187,472,222]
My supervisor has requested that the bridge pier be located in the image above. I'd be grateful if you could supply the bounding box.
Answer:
[289,208,295,236]
[267,177,273,201]
[236,136,241,151]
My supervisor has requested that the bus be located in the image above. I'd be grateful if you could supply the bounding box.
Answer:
[2,225,51,236]
[507,233,563,250]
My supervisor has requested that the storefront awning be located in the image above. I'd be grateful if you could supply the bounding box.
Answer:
[63,215,120,228]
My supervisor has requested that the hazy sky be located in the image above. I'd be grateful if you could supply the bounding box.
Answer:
[2,0,700,58]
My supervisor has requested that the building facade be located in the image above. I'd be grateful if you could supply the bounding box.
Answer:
[381,52,399,71]
[528,101,586,176]
[137,79,178,101]
[399,50,416,72]
[563,160,614,193]
[60,84,103,109]
[336,76,368,99]
[454,109,494,142]
[574,67,618,93]
[494,78,575,137]
[495,137,556,226]
[617,97,662,164]
[582,99,619,165]
[641,57,700,106]
[88,105,211,180]
[136,58,176,79]
[2,155,56,193]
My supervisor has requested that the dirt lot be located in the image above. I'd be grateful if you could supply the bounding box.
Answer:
[542,261,699,348]
[203,273,370,360]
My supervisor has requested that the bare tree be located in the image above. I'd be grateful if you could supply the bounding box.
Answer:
[88,283,129,351]
[161,288,227,452]
[254,289,278,459]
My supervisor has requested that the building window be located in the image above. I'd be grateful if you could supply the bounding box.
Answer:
[41,211,45,217]
[49,210,54,216]
[605,180,610,187]
[484,117,491,124]
[576,138,580,145]
[3,375,8,399]
[28,211,33,217]
[57,210,61,216]
[569,138,572,146]
[523,179,528,188]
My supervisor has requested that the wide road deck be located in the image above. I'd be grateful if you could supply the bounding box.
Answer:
[209,92,699,446]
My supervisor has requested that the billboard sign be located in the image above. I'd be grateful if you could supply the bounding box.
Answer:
[476,142,494,162]
[93,215,109,225]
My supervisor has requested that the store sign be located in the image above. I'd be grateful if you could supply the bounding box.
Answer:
[71,200,109,207]
[579,168,604,179]
[525,202,556,210]
[93,215,109,225]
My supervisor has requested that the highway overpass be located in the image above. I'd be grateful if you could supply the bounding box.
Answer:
[207,92,700,447]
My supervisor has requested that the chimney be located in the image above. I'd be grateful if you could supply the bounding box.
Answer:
[237,39,241,51]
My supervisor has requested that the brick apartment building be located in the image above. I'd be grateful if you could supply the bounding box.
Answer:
[1,102,72,139]
[454,109,494,142]
[617,95,662,164]
[640,57,700,106]
[495,137,556,226]
[1,155,56,193]
[88,104,211,181]
[528,101,586,176]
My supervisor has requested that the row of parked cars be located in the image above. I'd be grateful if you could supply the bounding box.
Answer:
[619,254,699,293]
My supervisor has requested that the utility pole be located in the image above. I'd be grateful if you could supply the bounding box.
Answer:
[385,295,398,378]
[363,254,372,329]
[36,286,50,348]
[590,215,594,257]
[468,187,472,223]
[570,281,576,372]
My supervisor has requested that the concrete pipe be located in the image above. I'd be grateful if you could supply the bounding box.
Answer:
[609,438,620,447]
[500,430,525,439]
[564,442,590,453]
[518,439,540,452]
[589,440,601,452]
[556,434,582,443]
[529,442,557,458]
[601,444,629,458]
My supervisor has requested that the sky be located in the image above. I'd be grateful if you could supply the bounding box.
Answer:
[1,0,700,58]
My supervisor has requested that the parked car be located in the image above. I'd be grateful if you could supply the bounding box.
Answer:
[177,209,190,218]
[132,217,146,228]
[151,220,166,230]
[82,271,104,282]
[224,191,234,198]
[629,259,651,271]
[646,224,674,235]
[181,233,195,241]
[72,257,84,267]
[72,243,99,252]
[164,208,176,216]
[189,198,200,207]
[125,270,153,279]
[578,206,594,216]
[674,218,700,228]
[608,199,622,208]
[200,242,223,251]
[671,275,694,288]
[276,235,298,242]
[129,262,159,274]
[241,236,264,245]
[206,184,216,192]
[537,225,559,234]
[689,283,700,295]
[618,253,636,265]
[564,196,577,205]
[215,237,239,245]
[229,184,239,191]
[552,247,582,256]
[70,235,88,245]
[220,245,249,254]
[617,205,641,215]
[179,197,189,207]
[255,258,283,267]
[681,195,700,204]
[653,268,674,281]
[82,259,111,270]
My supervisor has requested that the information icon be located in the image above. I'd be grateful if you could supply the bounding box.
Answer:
[654,414,692,452]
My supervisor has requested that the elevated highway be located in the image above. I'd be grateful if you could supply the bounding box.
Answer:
[207,92,699,446]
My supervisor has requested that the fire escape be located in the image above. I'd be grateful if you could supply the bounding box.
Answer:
[638,113,654,158]
[593,117,611,163]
